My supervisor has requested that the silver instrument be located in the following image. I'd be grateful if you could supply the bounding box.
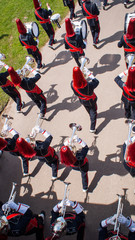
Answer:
[0,53,9,71]
[61,182,71,217]
[1,114,13,137]
[68,123,82,152]
[4,182,17,216]
[28,113,44,142]
[125,54,135,69]
[113,195,123,238]
[79,56,90,78]
[17,56,34,78]
[50,13,61,28]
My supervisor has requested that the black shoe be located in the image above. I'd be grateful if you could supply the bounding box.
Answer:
[41,63,45,69]
[0,150,3,158]
[48,44,54,50]
[53,39,57,44]
[39,113,45,119]
[93,43,98,49]
[103,5,105,10]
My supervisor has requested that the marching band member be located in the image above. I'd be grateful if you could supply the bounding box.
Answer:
[0,66,24,113]
[33,0,57,49]
[114,66,135,125]
[28,125,59,180]
[16,18,45,71]
[71,66,99,133]
[123,134,135,177]
[0,200,45,240]
[81,0,100,48]
[118,18,135,68]
[8,66,47,118]
[0,125,36,176]
[98,214,135,239]
[60,134,89,192]
[45,199,85,239]
[64,18,86,67]
[63,0,76,20]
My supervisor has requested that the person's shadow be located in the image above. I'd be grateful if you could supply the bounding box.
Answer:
[89,53,121,76]
[100,0,135,10]
[96,103,124,134]
[87,136,128,193]
[46,94,81,121]
[97,31,123,49]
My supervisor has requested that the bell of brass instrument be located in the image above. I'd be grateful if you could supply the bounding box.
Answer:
[125,53,135,69]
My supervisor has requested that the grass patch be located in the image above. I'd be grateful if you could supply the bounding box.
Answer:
[0,0,71,112]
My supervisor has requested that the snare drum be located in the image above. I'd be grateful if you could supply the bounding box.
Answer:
[124,12,135,33]
[25,22,39,38]
[73,20,87,40]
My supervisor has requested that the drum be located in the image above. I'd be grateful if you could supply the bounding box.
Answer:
[25,22,39,38]
[50,13,61,28]
[72,20,87,40]
[124,12,135,33]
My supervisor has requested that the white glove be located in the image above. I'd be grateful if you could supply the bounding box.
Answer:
[101,214,117,227]
[4,64,9,70]
[53,200,64,212]
[65,199,74,207]
[2,124,12,132]
[42,130,51,138]
[34,126,43,134]
[2,203,10,213]
[88,72,95,79]
[118,214,130,227]
[119,70,128,78]
[73,135,79,143]
[17,203,30,214]
[16,69,22,76]
[64,138,72,146]
[72,201,84,214]
[9,128,18,136]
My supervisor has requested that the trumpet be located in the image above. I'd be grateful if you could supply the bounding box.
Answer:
[79,56,90,78]
[66,123,82,152]
[16,56,34,78]
[4,182,17,216]
[0,114,13,137]
[27,113,44,143]
[114,194,123,237]
[61,182,71,218]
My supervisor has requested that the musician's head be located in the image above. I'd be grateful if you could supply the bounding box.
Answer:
[65,18,75,37]
[8,67,22,86]
[0,215,8,236]
[0,138,7,150]
[16,19,27,35]
[60,146,77,166]
[126,18,135,40]
[16,138,36,158]
[72,66,87,89]
[126,141,135,167]
[126,66,135,91]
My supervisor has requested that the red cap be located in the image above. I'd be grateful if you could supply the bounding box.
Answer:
[60,146,77,166]
[126,142,135,167]
[16,19,27,35]
[65,18,75,37]
[0,138,7,150]
[16,138,36,158]
[73,66,87,89]
[33,0,41,9]
[126,18,135,39]
[126,66,135,91]
[8,67,22,86]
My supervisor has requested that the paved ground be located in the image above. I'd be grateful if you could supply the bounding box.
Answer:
[0,0,135,239]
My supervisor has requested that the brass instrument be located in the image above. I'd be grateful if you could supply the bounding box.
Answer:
[17,56,34,78]
[0,53,9,71]
[0,114,13,137]
[65,123,82,152]
[125,53,135,69]
[113,195,123,239]
[61,182,71,217]
[4,182,17,216]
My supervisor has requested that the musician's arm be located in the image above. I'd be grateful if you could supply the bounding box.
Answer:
[114,70,128,89]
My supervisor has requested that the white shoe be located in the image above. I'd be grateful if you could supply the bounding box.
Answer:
[90,129,96,133]
[36,68,40,73]
[23,173,29,177]
[52,176,57,180]
[83,188,88,193]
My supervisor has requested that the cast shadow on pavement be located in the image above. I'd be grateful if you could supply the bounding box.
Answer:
[90,54,121,76]
[101,0,135,10]
[0,34,9,40]
[97,31,123,49]
[41,50,72,75]
[96,103,124,134]
[46,94,81,121]
[87,136,128,194]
